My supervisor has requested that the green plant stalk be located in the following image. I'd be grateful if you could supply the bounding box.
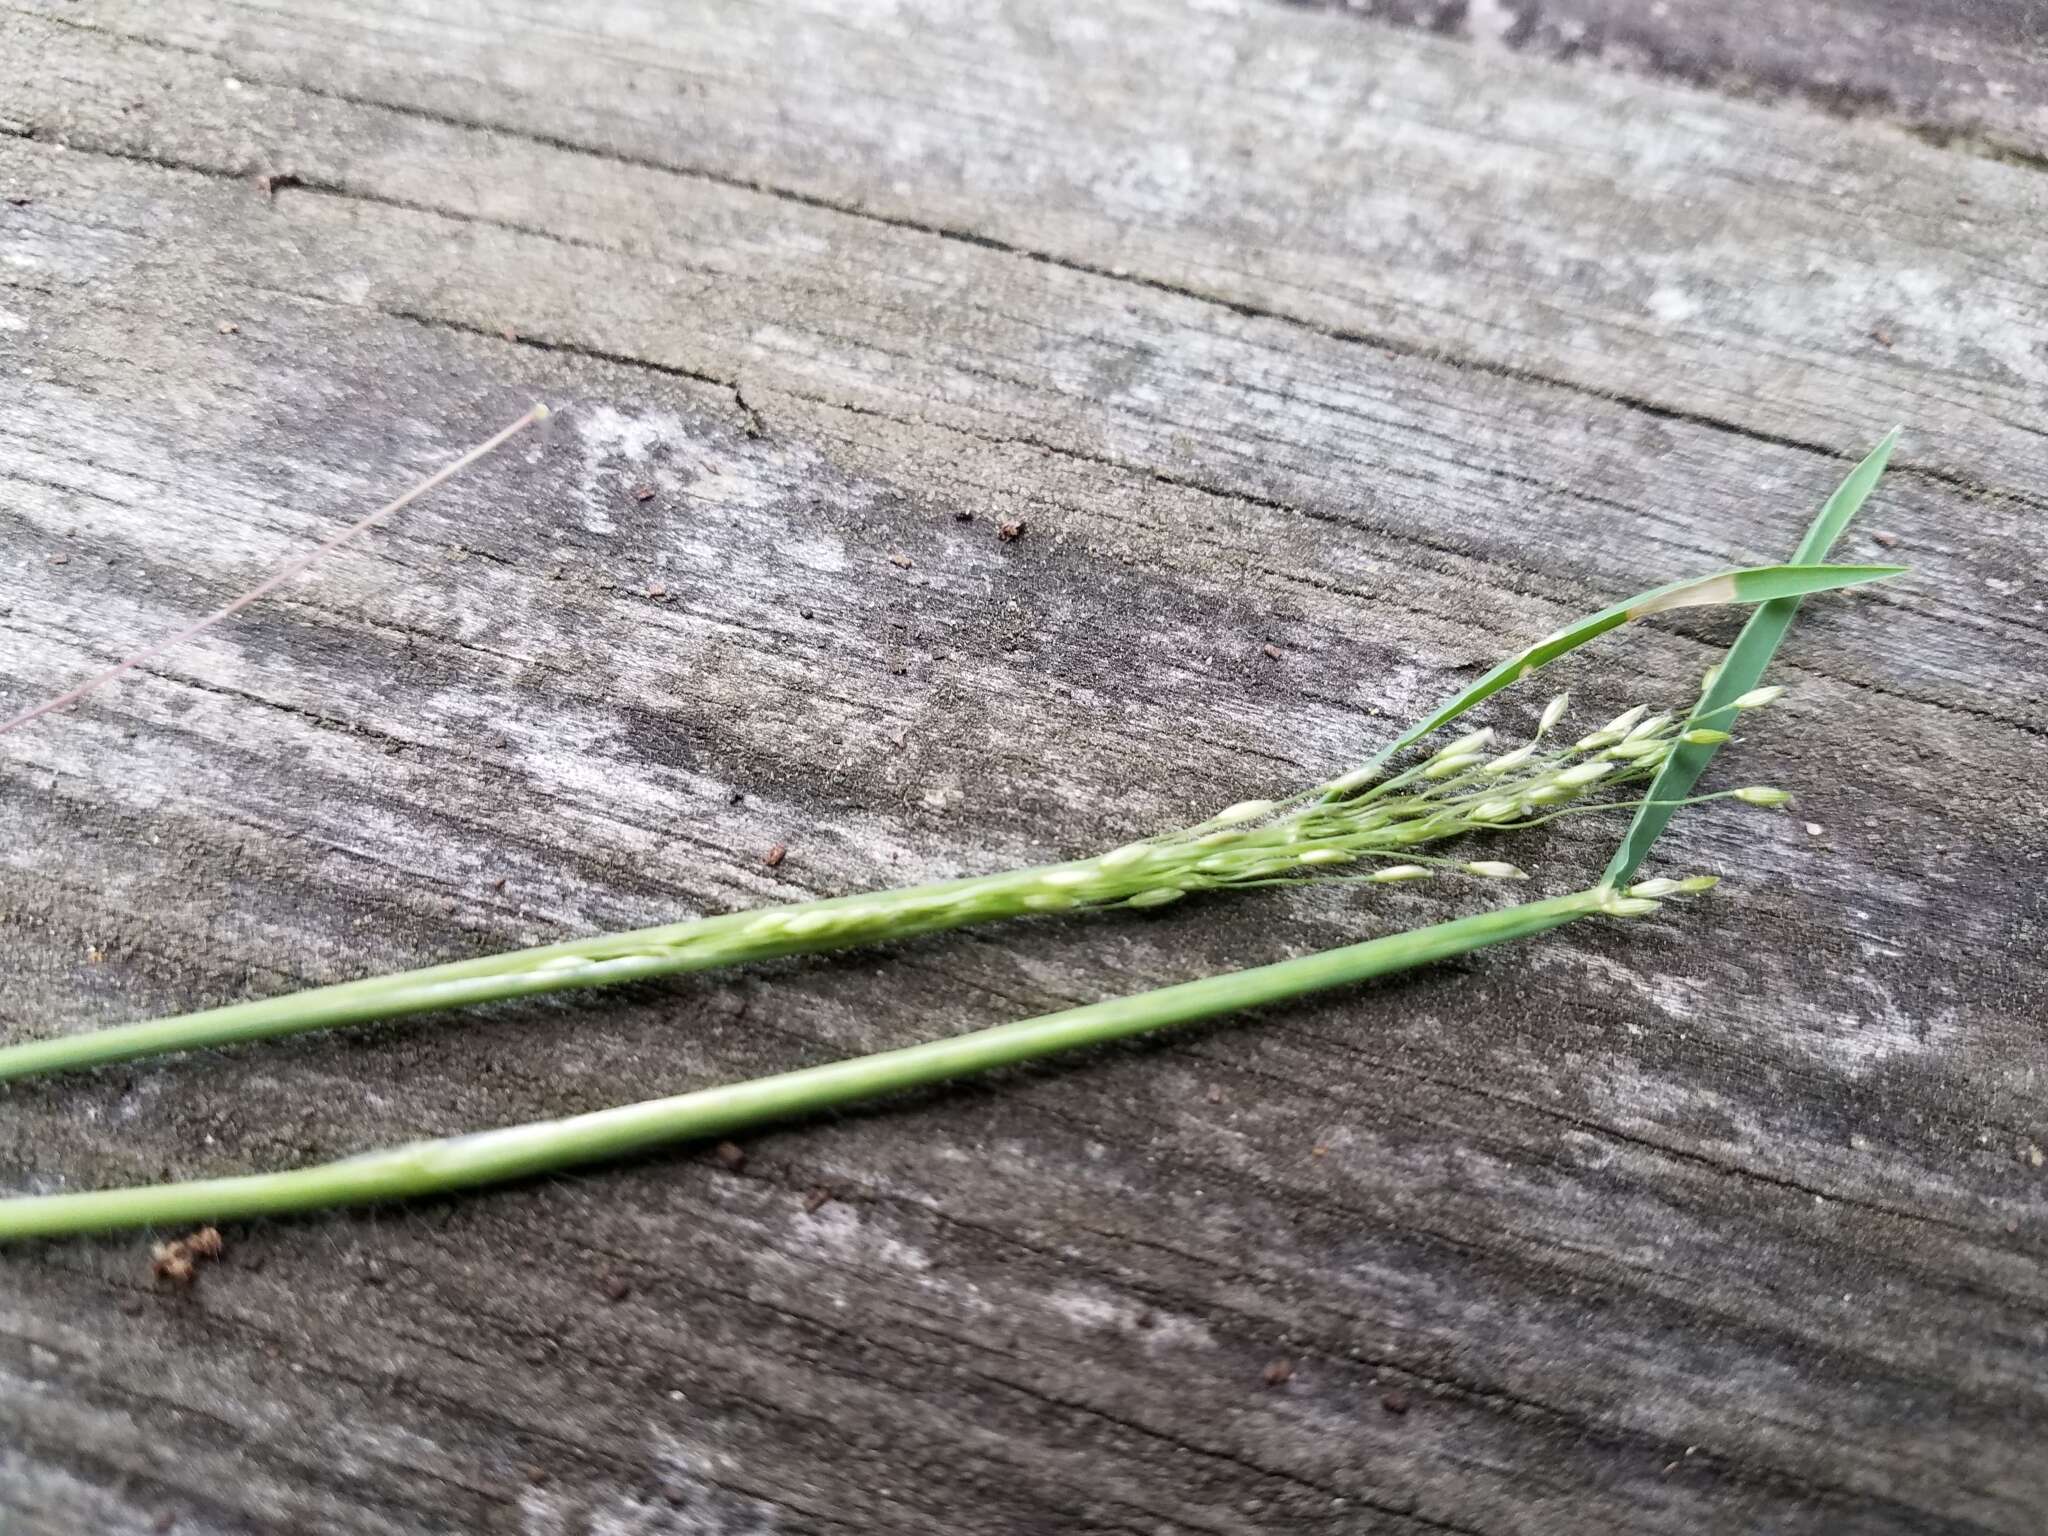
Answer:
[0,885,1622,1239]
[1603,430,1899,885]
[0,560,1898,1084]
[0,770,1621,1083]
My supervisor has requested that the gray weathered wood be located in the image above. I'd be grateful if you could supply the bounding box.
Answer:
[12,0,2047,497]
[1293,0,2048,163]
[2,3,2044,1533]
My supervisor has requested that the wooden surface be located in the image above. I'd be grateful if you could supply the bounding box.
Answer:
[1296,0,2048,163]
[2,3,2044,1532]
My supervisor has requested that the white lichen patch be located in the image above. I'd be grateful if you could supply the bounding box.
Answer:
[1044,1284,1215,1351]
[783,1198,933,1278]
[521,1427,780,1536]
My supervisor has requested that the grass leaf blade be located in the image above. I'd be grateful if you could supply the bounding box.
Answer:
[1348,558,1904,784]
[1601,432,1901,886]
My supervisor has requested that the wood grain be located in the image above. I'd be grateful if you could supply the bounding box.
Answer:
[12,0,2047,496]
[1291,0,2048,163]
[2,3,2044,1533]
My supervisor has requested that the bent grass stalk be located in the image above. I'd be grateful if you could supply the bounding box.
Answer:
[0,882,1672,1239]
[1604,428,1900,885]
[0,560,1898,1084]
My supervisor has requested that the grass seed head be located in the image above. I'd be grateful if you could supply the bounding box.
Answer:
[1423,751,1487,778]
[1124,887,1184,908]
[1213,799,1278,826]
[1098,841,1155,869]
[1482,743,1537,775]
[1464,861,1528,880]
[1627,872,1720,900]
[1598,891,1663,917]
[1606,738,1666,761]
[1431,727,1496,762]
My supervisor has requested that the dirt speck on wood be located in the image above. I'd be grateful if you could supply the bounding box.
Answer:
[149,1226,226,1287]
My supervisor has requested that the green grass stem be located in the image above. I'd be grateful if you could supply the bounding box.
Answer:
[0,443,1905,1242]
[0,885,1629,1239]
[0,560,1897,1085]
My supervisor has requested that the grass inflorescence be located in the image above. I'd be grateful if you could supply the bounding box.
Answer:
[0,558,1895,1086]
[0,430,1904,1239]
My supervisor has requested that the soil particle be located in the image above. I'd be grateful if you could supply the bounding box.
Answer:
[150,1227,226,1287]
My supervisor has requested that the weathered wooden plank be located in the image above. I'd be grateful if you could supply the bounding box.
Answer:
[10,0,2047,497]
[1,4,2044,1535]
[5,16,2046,749]
[1292,0,2048,163]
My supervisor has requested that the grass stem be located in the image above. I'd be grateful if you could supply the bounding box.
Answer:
[0,560,1898,1084]
[0,886,1624,1239]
